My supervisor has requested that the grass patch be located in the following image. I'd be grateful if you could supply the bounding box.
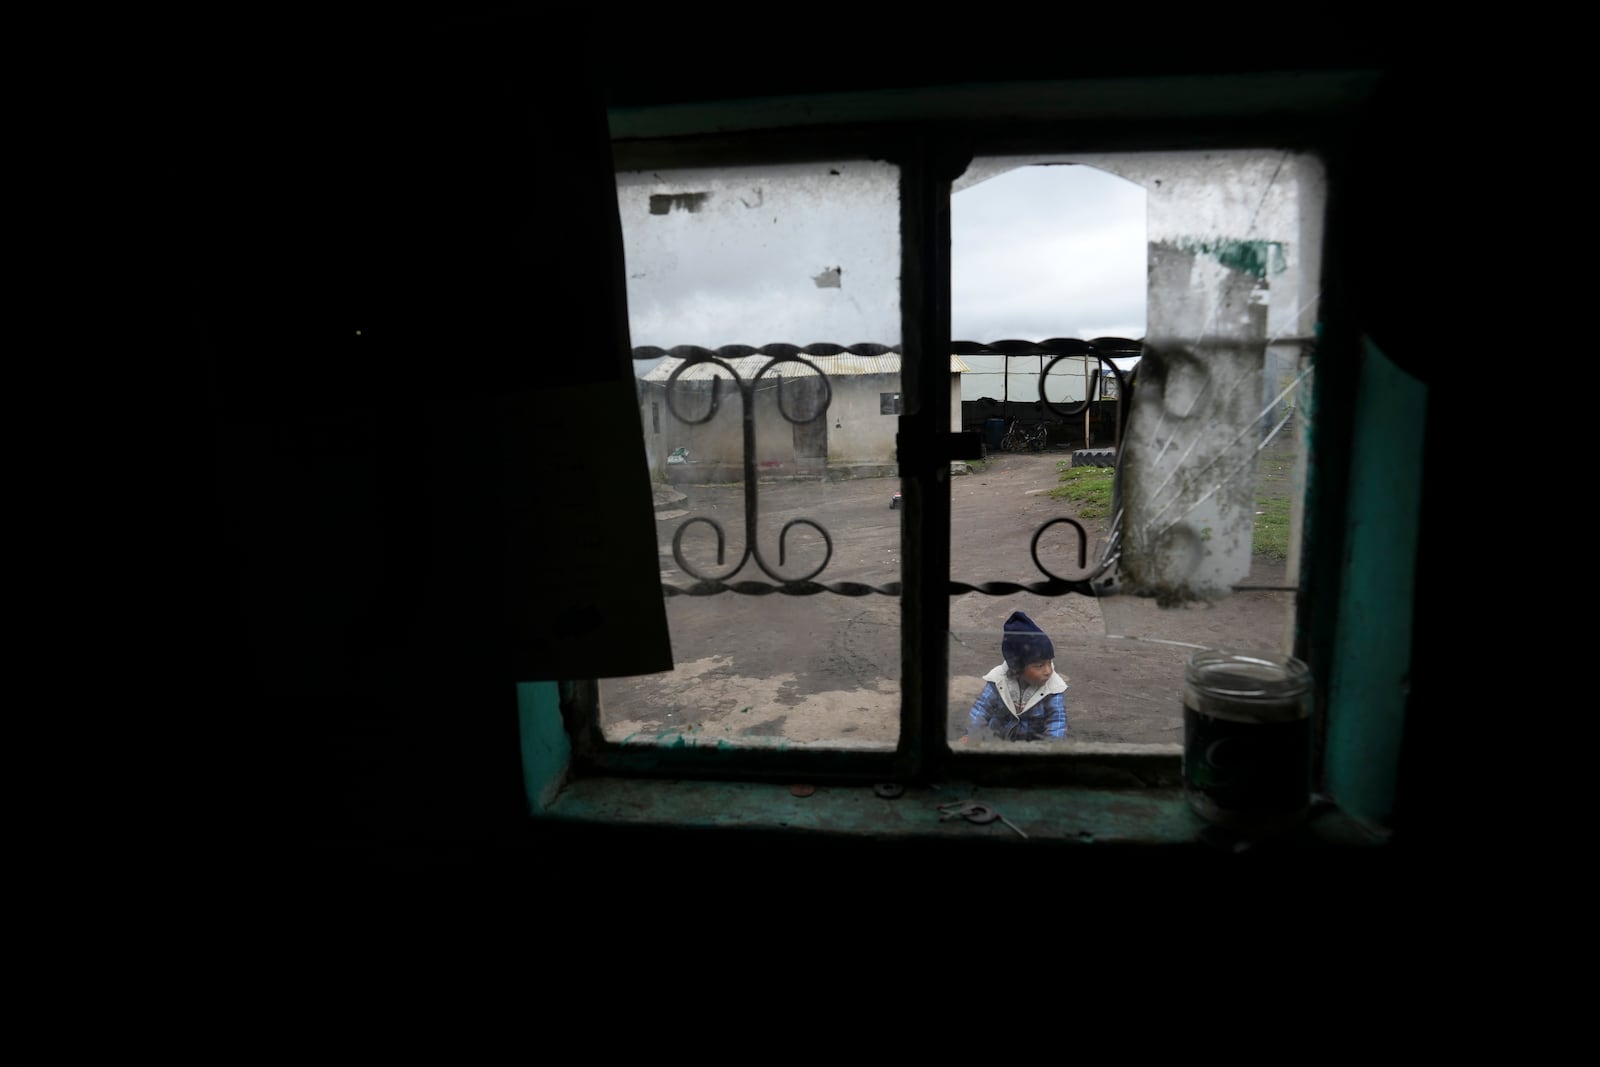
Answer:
[1252,494,1292,562]
[1048,462,1114,519]
[1050,460,1294,559]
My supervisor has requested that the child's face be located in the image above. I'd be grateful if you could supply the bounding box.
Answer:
[1019,659,1054,687]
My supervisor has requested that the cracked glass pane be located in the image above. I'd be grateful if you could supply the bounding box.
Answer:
[949,153,1318,751]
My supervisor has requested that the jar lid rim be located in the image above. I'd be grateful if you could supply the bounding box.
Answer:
[1188,651,1311,698]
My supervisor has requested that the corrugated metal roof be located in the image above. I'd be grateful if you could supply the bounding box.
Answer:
[641,354,970,381]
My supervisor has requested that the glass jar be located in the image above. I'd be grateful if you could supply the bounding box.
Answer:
[1183,649,1313,837]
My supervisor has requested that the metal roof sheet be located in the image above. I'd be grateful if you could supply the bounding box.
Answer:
[641,353,970,382]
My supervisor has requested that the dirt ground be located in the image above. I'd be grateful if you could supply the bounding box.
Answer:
[600,440,1296,748]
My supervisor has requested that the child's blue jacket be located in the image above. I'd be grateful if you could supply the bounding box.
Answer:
[964,663,1069,741]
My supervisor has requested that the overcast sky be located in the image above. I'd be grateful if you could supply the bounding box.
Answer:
[951,163,1146,344]
[617,160,1147,387]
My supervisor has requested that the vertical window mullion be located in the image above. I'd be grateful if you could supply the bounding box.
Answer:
[897,138,961,777]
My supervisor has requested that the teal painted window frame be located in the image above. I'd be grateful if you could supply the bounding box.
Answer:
[519,71,1412,849]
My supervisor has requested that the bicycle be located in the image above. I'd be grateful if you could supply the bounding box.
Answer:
[1000,418,1026,452]
[1002,418,1049,453]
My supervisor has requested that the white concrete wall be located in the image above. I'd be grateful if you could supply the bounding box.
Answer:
[642,371,962,473]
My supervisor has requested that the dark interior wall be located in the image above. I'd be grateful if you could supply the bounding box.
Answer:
[191,14,631,868]
[182,13,1465,876]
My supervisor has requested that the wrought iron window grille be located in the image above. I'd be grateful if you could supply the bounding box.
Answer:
[639,337,1141,602]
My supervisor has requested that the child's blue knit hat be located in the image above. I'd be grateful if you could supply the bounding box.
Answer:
[1001,610,1054,671]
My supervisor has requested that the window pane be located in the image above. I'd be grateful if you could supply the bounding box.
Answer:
[602,160,904,750]
[948,153,1318,749]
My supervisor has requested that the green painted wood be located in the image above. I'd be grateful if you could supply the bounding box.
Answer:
[539,777,1384,849]
[1323,338,1424,827]
[519,681,571,812]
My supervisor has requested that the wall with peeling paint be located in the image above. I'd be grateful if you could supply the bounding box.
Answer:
[1096,151,1323,603]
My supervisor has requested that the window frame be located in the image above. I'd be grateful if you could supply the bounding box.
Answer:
[548,73,1380,806]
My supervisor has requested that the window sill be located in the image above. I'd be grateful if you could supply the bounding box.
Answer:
[535,776,1389,854]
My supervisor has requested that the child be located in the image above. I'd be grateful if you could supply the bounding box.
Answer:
[961,610,1069,742]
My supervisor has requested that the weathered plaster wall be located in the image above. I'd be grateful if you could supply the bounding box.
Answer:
[1081,150,1324,602]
